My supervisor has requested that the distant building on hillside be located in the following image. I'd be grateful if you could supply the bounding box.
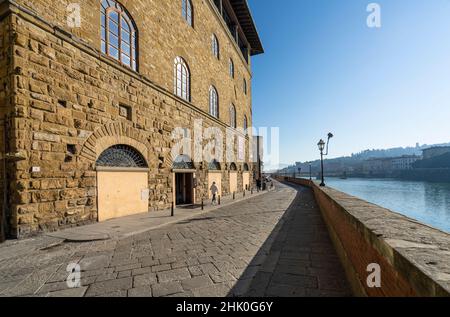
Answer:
[362,158,393,174]
[392,155,422,170]
[422,146,450,160]
[363,155,421,174]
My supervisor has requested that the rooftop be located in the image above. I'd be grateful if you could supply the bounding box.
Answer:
[229,0,264,55]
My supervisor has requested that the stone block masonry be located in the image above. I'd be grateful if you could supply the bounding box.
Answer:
[10,0,253,130]
[0,0,259,239]
[0,13,14,242]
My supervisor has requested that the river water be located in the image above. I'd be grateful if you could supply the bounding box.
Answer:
[324,178,450,233]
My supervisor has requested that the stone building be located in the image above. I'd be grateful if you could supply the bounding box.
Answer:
[391,155,421,171]
[422,146,450,160]
[362,158,393,175]
[0,0,263,240]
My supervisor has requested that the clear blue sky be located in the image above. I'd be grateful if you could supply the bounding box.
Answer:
[249,0,450,168]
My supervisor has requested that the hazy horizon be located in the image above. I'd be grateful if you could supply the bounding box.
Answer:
[267,139,450,171]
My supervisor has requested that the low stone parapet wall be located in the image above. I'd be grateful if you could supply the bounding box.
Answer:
[276,176,450,297]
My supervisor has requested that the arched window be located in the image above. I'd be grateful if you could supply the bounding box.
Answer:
[212,34,219,59]
[243,78,247,95]
[208,160,221,171]
[96,145,148,168]
[101,0,137,71]
[182,0,193,27]
[230,104,237,128]
[209,86,219,118]
[174,57,190,101]
[244,115,248,131]
[229,58,234,78]
[173,154,195,170]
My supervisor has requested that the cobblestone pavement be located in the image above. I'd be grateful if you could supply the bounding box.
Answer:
[0,182,351,297]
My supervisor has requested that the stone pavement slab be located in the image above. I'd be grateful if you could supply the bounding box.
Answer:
[238,183,352,297]
[0,181,351,297]
[45,189,270,242]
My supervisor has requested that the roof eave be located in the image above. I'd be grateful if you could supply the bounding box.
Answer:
[229,0,264,56]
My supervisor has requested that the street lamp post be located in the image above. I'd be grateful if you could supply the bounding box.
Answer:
[309,163,312,181]
[318,140,325,186]
[317,133,334,187]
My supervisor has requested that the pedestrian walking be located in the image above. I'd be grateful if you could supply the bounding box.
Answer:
[210,182,219,206]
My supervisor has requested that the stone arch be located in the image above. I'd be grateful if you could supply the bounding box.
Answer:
[209,77,218,88]
[79,121,151,165]
[173,47,192,67]
[243,163,250,172]
[172,154,195,170]
[229,163,237,171]
[208,159,222,171]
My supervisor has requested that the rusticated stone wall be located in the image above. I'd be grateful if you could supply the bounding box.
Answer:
[0,13,13,242]
[11,0,253,130]
[1,0,255,238]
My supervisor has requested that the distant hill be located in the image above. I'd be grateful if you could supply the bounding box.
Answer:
[281,142,450,174]
[351,142,450,160]
[414,152,450,169]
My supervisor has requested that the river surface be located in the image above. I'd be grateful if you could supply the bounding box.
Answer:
[323,178,450,233]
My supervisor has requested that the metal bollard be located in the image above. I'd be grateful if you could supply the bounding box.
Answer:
[171,202,174,217]
[233,192,235,200]
[201,199,204,211]
[218,195,221,205]
[243,190,246,197]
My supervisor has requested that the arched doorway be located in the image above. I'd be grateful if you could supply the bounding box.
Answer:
[229,163,238,195]
[208,160,222,199]
[173,155,196,206]
[243,163,251,191]
[96,145,149,222]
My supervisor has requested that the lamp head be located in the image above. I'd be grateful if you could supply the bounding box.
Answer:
[318,139,326,152]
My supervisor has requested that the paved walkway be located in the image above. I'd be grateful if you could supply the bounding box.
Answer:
[45,188,270,242]
[240,183,351,296]
[0,182,351,297]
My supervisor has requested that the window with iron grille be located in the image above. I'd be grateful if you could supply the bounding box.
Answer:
[96,145,148,168]
[208,160,222,171]
[173,155,195,170]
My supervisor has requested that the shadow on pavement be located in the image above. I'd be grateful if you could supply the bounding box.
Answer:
[227,182,352,297]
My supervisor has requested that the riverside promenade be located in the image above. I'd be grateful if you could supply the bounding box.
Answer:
[0,181,350,297]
